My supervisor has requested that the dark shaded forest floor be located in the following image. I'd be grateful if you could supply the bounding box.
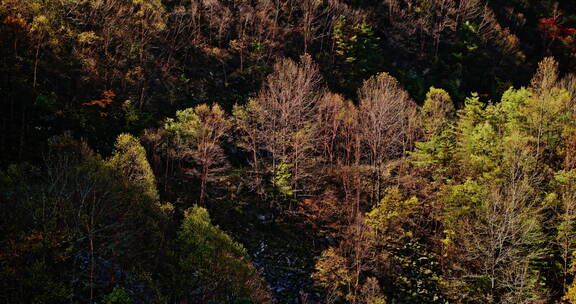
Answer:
[218,208,327,303]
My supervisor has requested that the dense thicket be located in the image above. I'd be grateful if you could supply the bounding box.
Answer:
[2,0,576,303]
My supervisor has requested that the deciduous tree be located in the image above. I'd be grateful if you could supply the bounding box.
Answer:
[165,104,231,205]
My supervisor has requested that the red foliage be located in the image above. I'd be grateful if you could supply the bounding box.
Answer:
[538,18,556,26]
[538,17,576,40]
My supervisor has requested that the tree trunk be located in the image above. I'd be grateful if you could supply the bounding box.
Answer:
[88,193,96,304]
[33,37,41,88]
[200,161,208,206]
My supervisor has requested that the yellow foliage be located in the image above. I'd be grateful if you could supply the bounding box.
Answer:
[564,281,576,303]
[366,186,419,236]
[78,31,98,45]
[312,247,352,298]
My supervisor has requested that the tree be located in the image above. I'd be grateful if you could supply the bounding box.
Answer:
[165,104,231,205]
[564,262,576,303]
[411,87,457,179]
[313,247,353,304]
[300,0,322,53]
[313,215,376,304]
[232,99,265,197]
[419,87,455,139]
[108,133,159,202]
[522,57,571,163]
[331,16,383,96]
[384,0,475,56]
[455,93,500,177]
[452,182,547,304]
[358,72,416,203]
[316,95,363,208]
[549,169,576,293]
[0,135,166,303]
[176,205,271,303]
[255,54,323,198]
[316,92,350,165]
[438,80,550,302]
[76,0,167,109]
[366,187,444,303]
[366,187,419,239]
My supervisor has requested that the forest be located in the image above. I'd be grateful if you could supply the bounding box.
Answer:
[2,0,576,303]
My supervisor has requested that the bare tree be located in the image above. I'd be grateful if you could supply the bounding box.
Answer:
[256,54,324,196]
[232,99,266,199]
[339,100,361,169]
[465,184,546,304]
[382,0,507,57]
[477,4,520,56]
[340,215,376,303]
[316,92,347,165]
[300,0,322,53]
[314,92,366,211]
[358,72,416,203]
[431,0,459,57]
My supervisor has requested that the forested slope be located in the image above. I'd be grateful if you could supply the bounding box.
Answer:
[1,0,576,303]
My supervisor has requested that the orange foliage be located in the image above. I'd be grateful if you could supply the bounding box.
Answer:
[3,15,28,29]
[83,90,116,109]
[295,193,351,234]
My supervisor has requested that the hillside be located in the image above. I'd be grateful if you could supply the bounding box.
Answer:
[2,1,576,303]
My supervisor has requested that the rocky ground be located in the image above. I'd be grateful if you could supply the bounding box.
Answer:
[219,209,326,303]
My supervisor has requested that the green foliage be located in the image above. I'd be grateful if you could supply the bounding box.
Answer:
[4,0,576,301]
[331,15,383,97]
[406,60,576,303]
[412,124,457,179]
[564,252,576,304]
[366,186,419,238]
[273,162,294,197]
[456,93,502,176]
[164,103,230,204]
[176,205,268,302]
[0,135,168,303]
[521,88,571,160]
[178,205,248,265]
[565,281,576,304]
[441,178,484,232]
[102,287,131,304]
[108,133,159,201]
[165,104,230,152]
[386,241,445,304]
[121,99,153,131]
[419,87,455,138]
[429,78,561,302]
[411,87,457,179]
